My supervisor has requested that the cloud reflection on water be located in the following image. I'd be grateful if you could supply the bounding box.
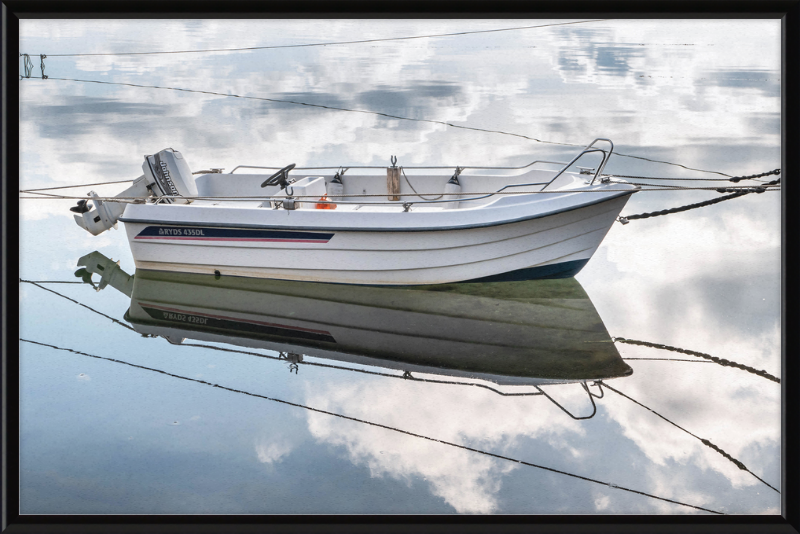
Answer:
[303,380,594,513]
[18,18,781,515]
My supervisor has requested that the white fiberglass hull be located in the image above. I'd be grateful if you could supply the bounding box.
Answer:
[120,187,634,285]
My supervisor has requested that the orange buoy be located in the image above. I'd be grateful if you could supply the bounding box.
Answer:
[315,194,336,209]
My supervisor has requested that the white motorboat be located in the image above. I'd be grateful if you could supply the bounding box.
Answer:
[71,139,637,285]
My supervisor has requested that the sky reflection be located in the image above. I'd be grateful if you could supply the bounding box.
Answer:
[18,18,781,516]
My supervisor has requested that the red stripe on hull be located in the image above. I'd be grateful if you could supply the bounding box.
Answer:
[134,237,329,243]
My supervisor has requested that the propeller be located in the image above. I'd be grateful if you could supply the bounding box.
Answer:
[74,267,97,289]
[69,199,92,214]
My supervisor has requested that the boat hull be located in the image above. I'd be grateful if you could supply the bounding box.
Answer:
[122,191,632,285]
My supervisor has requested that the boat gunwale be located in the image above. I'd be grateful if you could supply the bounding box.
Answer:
[119,188,636,234]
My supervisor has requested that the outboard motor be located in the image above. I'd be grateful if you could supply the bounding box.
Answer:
[142,148,198,202]
[72,148,198,236]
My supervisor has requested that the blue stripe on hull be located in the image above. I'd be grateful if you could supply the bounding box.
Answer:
[460,259,590,283]
[135,225,334,242]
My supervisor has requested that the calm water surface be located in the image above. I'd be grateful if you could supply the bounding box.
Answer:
[18,19,781,515]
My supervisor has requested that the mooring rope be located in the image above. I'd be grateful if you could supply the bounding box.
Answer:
[19,74,761,179]
[601,169,780,183]
[20,279,136,331]
[18,168,780,197]
[613,337,779,384]
[617,179,780,224]
[179,343,544,397]
[17,182,781,205]
[16,277,543,397]
[727,169,782,183]
[19,337,724,514]
[19,167,782,200]
[623,358,712,363]
[19,280,84,284]
[19,179,135,193]
[401,167,444,200]
[601,382,779,494]
[29,20,610,57]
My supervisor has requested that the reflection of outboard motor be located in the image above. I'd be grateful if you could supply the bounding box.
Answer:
[72,148,198,236]
[75,251,135,296]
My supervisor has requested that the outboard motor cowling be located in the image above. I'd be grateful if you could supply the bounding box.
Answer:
[72,148,198,236]
[142,148,198,202]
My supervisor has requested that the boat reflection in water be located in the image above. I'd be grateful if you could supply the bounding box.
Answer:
[77,251,632,419]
